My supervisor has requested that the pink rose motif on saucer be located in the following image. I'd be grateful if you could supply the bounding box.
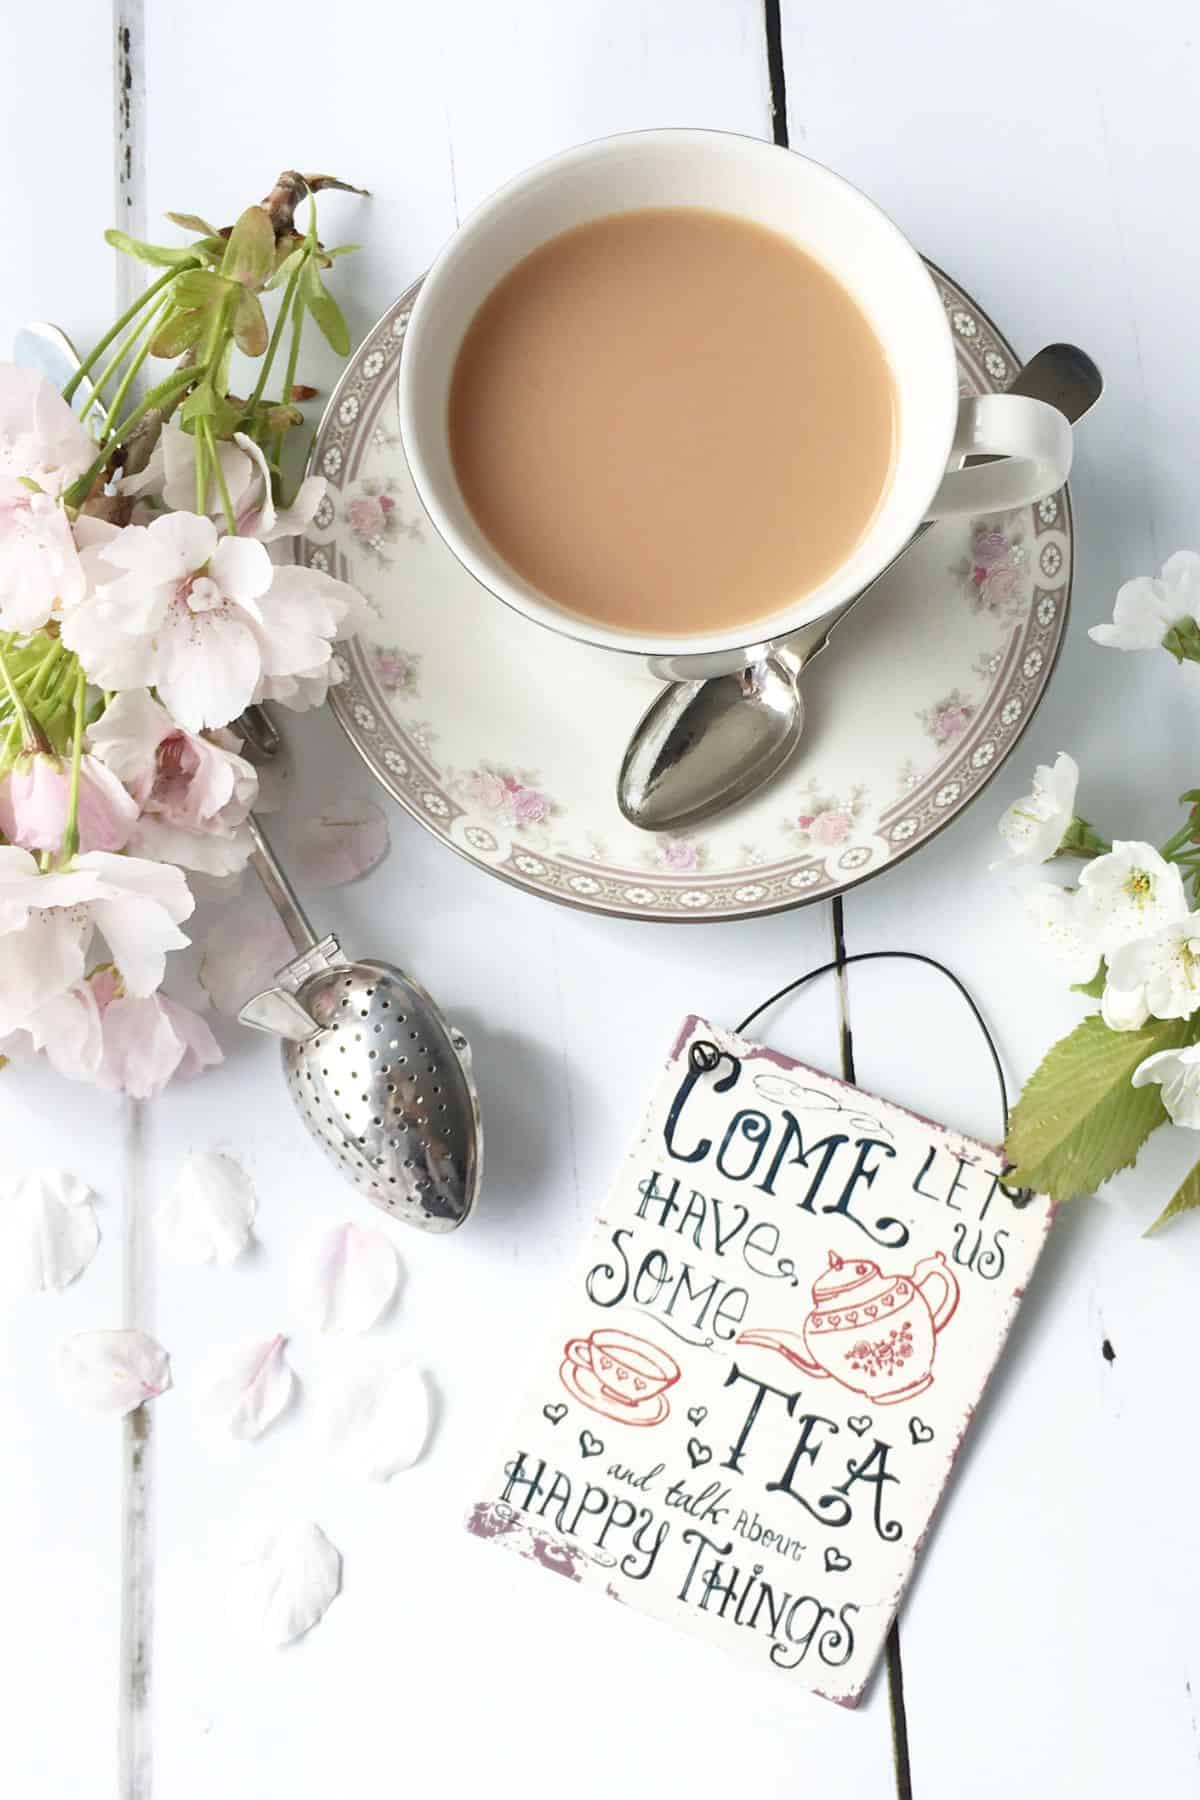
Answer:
[918,687,976,747]
[642,835,708,873]
[559,1328,681,1427]
[462,764,559,834]
[370,644,420,698]
[784,783,868,854]
[956,520,1029,620]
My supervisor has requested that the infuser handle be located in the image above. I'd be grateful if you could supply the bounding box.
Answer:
[248,815,319,955]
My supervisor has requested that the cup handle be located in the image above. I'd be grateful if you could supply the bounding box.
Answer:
[924,393,1073,521]
[565,1338,592,1369]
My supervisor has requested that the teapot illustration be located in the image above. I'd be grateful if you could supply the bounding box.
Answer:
[738,1248,960,1404]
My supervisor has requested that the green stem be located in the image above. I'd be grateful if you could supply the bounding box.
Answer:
[59,672,87,865]
[0,640,37,747]
[271,299,306,470]
[246,261,302,418]
[62,266,182,401]
[206,420,237,533]
[27,641,64,701]
[62,363,206,507]
[82,307,157,423]
[1160,816,1198,860]
[194,416,210,516]
[100,295,174,444]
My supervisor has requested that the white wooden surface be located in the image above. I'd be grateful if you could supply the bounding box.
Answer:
[2,2,1198,1795]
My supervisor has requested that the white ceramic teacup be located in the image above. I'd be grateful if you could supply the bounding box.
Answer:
[399,129,1073,679]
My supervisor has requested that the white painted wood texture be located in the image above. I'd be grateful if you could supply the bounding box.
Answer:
[1,1,1197,1794]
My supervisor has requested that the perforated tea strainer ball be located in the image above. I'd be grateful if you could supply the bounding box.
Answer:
[238,817,482,1233]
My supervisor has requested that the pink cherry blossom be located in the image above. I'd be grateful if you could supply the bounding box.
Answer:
[122,422,324,543]
[22,967,219,1095]
[289,799,390,889]
[0,750,139,854]
[97,989,221,1096]
[0,365,95,632]
[0,846,192,1037]
[87,689,256,874]
[61,510,361,731]
[809,809,852,847]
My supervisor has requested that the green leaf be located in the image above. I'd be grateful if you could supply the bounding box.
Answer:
[300,257,350,355]
[1005,1012,1194,1202]
[172,269,229,310]
[1147,1159,1200,1234]
[220,205,275,289]
[324,243,361,259]
[1072,961,1107,999]
[1162,616,1200,664]
[233,289,269,357]
[164,210,219,236]
[178,381,238,437]
[104,228,198,268]
[149,307,207,359]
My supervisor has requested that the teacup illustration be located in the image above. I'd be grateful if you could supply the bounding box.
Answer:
[560,1328,681,1426]
[738,1248,960,1404]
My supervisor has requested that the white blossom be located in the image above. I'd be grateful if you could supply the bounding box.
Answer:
[1023,882,1100,984]
[1076,841,1188,954]
[1090,551,1200,652]
[993,752,1079,867]
[1131,1042,1200,1127]
[1106,917,1200,1022]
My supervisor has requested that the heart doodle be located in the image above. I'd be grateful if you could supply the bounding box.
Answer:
[579,1430,605,1459]
[686,1438,712,1469]
[909,1417,935,1446]
[824,1547,852,1573]
[542,1402,567,1426]
[686,1405,708,1427]
[847,1415,873,1437]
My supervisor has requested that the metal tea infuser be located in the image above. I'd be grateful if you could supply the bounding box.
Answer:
[238,808,482,1233]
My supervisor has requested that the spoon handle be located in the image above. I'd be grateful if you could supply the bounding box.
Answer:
[782,522,934,672]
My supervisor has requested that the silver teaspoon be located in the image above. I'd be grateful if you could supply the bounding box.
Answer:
[617,343,1104,834]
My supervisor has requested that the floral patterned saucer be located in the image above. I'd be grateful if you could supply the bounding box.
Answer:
[301,264,1072,922]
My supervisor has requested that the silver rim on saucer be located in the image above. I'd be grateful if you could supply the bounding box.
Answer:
[306,263,1072,924]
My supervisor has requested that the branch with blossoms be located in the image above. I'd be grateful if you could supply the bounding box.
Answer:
[997,552,1200,1231]
[0,171,367,1098]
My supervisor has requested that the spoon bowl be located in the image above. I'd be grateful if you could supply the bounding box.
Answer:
[618,650,804,832]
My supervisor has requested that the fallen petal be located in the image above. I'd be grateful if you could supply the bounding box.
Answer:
[204,1334,295,1440]
[227,1520,342,1646]
[289,797,389,889]
[157,1151,256,1265]
[60,1328,172,1415]
[294,1221,399,1333]
[0,1168,100,1297]
[198,911,293,1017]
[321,1356,431,1481]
